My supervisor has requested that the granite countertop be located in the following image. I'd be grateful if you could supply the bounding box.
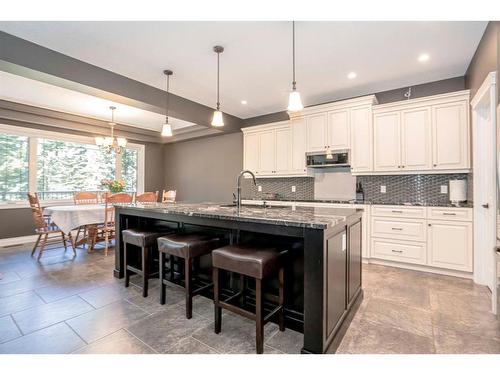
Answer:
[243,197,473,208]
[115,202,361,230]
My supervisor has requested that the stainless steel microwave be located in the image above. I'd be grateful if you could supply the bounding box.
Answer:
[306,150,350,168]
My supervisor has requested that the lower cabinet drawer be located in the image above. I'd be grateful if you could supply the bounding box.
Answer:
[371,217,426,242]
[371,238,426,265]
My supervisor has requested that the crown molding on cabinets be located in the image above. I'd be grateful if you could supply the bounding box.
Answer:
[288,95,378,119]
[373,90,470,113]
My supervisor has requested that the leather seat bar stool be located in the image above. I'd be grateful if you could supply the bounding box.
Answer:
[157,233,221,319]
[123,228,173,297]
[212,243,287,354]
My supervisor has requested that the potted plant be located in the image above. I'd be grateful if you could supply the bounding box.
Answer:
[101,179,126,193]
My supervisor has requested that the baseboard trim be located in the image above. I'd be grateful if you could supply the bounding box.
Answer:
[0,234,39,248]
[366,257,473,279]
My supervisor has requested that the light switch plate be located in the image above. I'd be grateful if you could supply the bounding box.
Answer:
[440,185,448,194]
[258,185,262,192]
[291,185,296,193]
[380,185,386,193]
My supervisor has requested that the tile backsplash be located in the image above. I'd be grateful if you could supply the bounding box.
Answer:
[241,177,314,200]
[356,173,472,205]
[241,172,472,205]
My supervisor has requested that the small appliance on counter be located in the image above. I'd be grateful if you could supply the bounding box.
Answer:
[449,179,467,206]
[356,182,364,201]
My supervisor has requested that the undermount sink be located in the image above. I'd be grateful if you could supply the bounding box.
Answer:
[219,203,288,209]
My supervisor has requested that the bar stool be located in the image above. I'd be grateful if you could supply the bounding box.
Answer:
[123,228,172,297]
[157,233,221,319]
[212,243,287,354]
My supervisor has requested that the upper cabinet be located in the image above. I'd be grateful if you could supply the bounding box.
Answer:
[242,91,470,178]
[371,91,470,174]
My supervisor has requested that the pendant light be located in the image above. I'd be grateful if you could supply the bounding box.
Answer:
[95,106,127,154]
[161,69,174,137]
[211,45,224,127]
[287,21,304,112]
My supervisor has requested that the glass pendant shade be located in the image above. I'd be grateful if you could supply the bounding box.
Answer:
[103,137,114,146]
[116,137,127,147]
[211,110,224,127]
[287,90,304,112]
[161,123,173,137]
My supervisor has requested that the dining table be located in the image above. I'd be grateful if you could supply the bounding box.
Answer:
[43,204,105,247]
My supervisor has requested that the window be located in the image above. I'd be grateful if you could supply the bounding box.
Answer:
[37,139,116,200]
[0,124,145,204]
[0,134,29,202]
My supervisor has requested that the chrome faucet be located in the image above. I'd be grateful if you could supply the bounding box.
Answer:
[236,170,256,210]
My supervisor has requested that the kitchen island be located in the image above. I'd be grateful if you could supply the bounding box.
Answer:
[113,202,363,354]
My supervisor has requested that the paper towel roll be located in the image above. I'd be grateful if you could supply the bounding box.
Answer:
[449,179,467,203]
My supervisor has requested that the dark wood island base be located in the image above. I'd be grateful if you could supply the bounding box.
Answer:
[113,203,363,354]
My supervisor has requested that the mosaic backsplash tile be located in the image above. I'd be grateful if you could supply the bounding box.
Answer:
[241,177,314,200]
[356,173,472,205]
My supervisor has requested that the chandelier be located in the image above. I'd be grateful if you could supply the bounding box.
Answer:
[95,106,127,154]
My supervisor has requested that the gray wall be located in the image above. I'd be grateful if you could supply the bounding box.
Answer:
[465,22,499,102]
[163,132,243,203]
[0,141,166,240]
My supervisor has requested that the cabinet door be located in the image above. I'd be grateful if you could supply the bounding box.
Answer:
[401,107,432,170]
[275,127,291,174]
[306,113,328,152]
[244,133,259,174]
[290,117,307,173]
[432,101,469,170]
[350,106,373,173]
[427,220,473,272]
[327,110,349,150]
[326,230,347,337]
[258,130,276,175]
[373,112,401,171]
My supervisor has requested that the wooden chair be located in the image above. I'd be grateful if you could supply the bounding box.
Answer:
[27,193,75,260]
[88,192,133,255]
[162,190,177,203]
[73,192,99,247]
[135,191,159,203]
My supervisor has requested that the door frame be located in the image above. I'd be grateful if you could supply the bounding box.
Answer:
[471,71,497,314]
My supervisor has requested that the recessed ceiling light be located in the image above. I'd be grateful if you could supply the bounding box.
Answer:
[347,72,357,79]
[241,100,247,105]
[418,53,430,62]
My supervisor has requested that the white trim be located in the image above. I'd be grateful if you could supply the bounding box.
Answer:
[0,234,39,248]
[288,95,378,119]
[471,72,497,107]
[373,90,470,112]
[352,169,472,176]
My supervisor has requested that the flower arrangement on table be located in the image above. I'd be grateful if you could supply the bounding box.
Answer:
[101,179,126,193]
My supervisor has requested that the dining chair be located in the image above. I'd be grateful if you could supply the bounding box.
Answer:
[135,191,159,203]
[73,192,99,247]
[162,190,177,203]
[27,192,76,260]
[88,192,133,255]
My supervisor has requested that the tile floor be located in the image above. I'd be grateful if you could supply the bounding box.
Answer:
[0,243,498,354]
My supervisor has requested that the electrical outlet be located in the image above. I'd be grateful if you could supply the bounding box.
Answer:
[380,185,386,193]
[258,185,262,192]
[291,185,296,193]
[440,185,448,194]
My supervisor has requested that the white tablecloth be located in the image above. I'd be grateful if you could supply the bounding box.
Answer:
[43,204,105,234]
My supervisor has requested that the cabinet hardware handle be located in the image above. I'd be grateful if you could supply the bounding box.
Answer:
[391,210,403,213]
[428,224,432,227]
[391,227,403,231]
[443,212,456,216]
[433,164,437,167]
[482,203,489,209]
[391,250,403,253]
[402,166,405,168]
[397,166,401,168]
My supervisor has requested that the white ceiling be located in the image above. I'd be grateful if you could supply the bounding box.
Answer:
[0,71,196,132]
[0,21,488,119]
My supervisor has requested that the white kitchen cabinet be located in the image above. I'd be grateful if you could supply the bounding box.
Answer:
[306,113,328,152]
[401,107,432,170]
[290,117,307,173]
[427,220,473,272]
[432,101,469,170]
[258,130,276,175]
[350,106,373,173]
[373,111,401,171]
[243,132,259,174]
[327,109,350,150]
[275,126,291,174]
